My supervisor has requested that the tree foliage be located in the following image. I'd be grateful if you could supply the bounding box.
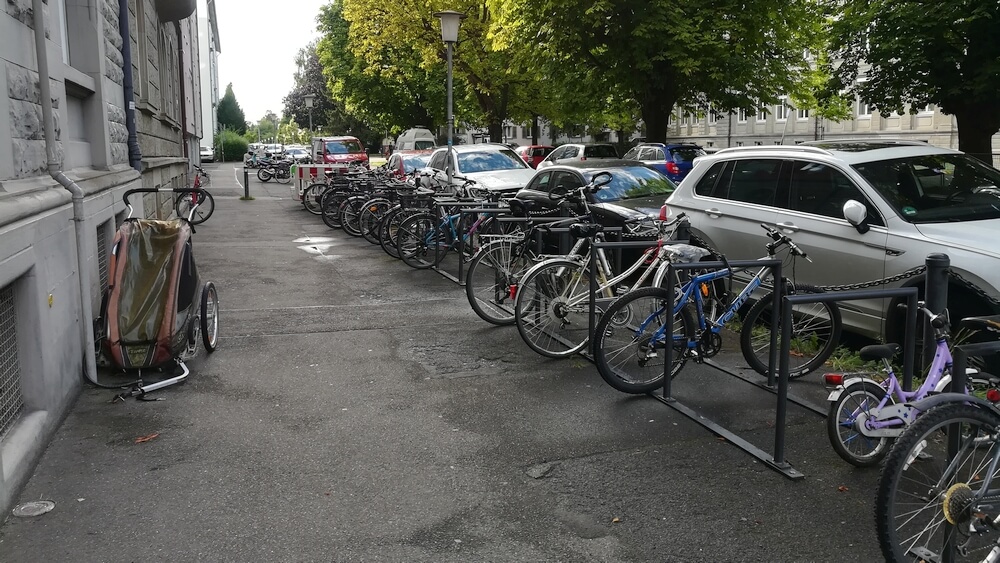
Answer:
[828,0,1000,161]
[217,83,247,134]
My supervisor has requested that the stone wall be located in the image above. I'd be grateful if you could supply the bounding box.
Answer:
[6,63,61,179]
[100,0,128,166]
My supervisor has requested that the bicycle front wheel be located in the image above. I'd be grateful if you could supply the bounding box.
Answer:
[827,380,892,467]
[465,240,533,326]
[593,287,695,394]
[397,213,445,269]
[303,183,326,215]
[175,191,215,225]
[360,198,392,245]
[514,259,593,358]
[875,402,1000,562]
[739,283,841,378]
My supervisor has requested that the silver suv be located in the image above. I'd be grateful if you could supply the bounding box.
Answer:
[665,140,1000,344]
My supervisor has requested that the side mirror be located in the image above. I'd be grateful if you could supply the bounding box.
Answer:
[842,199,870,234]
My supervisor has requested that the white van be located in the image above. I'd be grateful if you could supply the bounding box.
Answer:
[395,127,437,151]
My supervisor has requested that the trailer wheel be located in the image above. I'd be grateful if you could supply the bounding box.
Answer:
[201,282,219,352]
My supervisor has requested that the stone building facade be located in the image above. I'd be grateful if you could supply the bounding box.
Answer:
[0,0,202,515]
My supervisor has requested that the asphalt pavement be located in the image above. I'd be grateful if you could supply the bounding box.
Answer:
[0,162,885,562]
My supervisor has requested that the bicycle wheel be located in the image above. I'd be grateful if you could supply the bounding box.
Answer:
[827,380,892,467]
[303,183,326,215]
[593,286,696,394]
[257,168,273,182]
[274,166,291,184]
[875,402,1000,562]
[739,283,841,379]
[514,259,593,358]
[360,198,392,245]
[465,240,533,326]
[397,213,445,269]
[340,197,367,237]
[322,192,348,229]
[379,206,406,259]
[200,282,219,352]
[175,190,215,225]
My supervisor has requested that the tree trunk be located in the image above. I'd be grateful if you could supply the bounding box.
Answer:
[488,121,503,143]
[639,86,678,143]
[954,104,1000,165]
[532,114,539,145]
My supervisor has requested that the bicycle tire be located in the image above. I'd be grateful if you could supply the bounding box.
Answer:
[827,380,892,467]
[379,206,405,259]
[322,193,348,229]
[175,190,215,225]
[738,283,841,379]
[514,259,594,358]
[465,240,534,326]
[200,282,219,352]
[340,196,367,237]
[593,287,696,394]
[397,213,445,269]
[257,168,273,182]
[274,165,292,184]
[360,198,392,245]
[303,183,326,215]
[875,402,1000,562]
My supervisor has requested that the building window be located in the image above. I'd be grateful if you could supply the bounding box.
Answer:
[775,97,789,121]
[797,108,810,120]
[737,108,747,123]
[858,99,872,118]
[736,141,744,147]
[919,104,935,115]
[756,108,768,122]
[0,283,23,440]
[754,141,763,146]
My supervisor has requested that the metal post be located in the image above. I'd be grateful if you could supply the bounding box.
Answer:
[902,291,918,391]
[663,263,676,400]
[773,296,793,466]
[766,265,782,387]
[446,41,454,187]
[924,253,950,367]
[243,168,249,199]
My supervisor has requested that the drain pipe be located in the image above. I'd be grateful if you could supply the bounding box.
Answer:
[32,0,99,385]
[120,0,142,170]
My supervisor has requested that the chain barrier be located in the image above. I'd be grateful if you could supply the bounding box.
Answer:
[947,269,1000,309]
[816,266,926,292]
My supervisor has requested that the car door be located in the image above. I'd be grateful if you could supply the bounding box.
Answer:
[537,146,564,169]
[641,147,668,175]
[560,146,580,165]
[779,159,890,328]
[690,158,782,266]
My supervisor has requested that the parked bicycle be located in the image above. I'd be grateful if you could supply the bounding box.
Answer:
[826,304,997,467]
[591,223,841,394]
[174,170,215,225]
[872,314,1000,562]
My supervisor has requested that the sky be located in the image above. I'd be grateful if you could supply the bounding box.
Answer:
[214,0,331,122]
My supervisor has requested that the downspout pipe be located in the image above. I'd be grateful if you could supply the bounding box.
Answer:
[120,0,142,171]
[32,0,99,386]
[175,21,188,162]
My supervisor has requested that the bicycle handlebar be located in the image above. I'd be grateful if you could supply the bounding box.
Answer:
[760,223,811,262]
[123,187,210,211]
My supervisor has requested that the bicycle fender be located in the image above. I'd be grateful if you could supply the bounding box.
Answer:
[908,392,997,413]
[931,368,980,393]
[826,376,882,403]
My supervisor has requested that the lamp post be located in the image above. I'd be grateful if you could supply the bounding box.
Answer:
[434,10,465,187]
[304,93,315,137]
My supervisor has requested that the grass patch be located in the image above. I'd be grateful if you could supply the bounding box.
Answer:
[239,195,256,201]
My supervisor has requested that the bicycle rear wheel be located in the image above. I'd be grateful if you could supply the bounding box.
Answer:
[514,259,593,358]
[322,192,348,229]
[379,206,406,259]
[360,198,392,245]
[303,183,326,215]
[593,287,695,394]
[397,213,445,269]
[340,196,366,237]
[465,240,533,326]
[875,402,1000,562]
[739,283,841,378]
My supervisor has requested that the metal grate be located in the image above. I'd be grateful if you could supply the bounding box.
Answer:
[0,284,24,440]
[97,220,110,291]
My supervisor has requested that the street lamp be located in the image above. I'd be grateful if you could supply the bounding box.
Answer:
[434,10,465,187]
[304,93,316,137]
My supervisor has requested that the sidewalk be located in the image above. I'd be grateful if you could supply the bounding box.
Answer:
[0,163,882,562]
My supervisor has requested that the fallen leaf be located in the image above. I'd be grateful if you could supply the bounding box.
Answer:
[611,517,621,523]
[837,485,849,492]
[134,432,159,444]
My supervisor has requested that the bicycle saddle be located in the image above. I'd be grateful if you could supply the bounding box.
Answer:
[959,315,1000,334]
[570,223,603,239]
[859,343,900,361]
[507,198,536,218]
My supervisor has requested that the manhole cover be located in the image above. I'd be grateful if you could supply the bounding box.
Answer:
[12,500,55,517]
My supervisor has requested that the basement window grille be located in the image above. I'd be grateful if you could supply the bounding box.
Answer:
[97,220,111,291]
[0,284,24,440]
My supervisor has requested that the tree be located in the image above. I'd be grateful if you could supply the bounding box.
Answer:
[828,0,1000,162]
[489,0,822,143]
[217,83,247,134]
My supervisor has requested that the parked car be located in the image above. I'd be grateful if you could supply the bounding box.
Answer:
[514,160,677,238]
[385,150,432,178]
[536,143,619,169]
[515,145,556,168]
[623,143,706,183]
[311,136,369,168]
[665,139,1000,348]
[284,147,312,163]
[199,146,214,163]
[419,144,535,194]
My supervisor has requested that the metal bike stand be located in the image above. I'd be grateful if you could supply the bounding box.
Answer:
[426,197,468,284]
[772,287,919,479]
[453,204,510,285]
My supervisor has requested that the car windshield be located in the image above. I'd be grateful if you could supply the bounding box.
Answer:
[457,150,528,173]
[852,154,1000,223]
[413,140,435,150]
[325,140,363,154]
[584,145,619,158]
[586,166,677,202]
[402,155,431,173]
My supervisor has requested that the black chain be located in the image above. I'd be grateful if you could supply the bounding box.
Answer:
[816,266,927,292]
[687,232,724,260]
[947,269,1000,308]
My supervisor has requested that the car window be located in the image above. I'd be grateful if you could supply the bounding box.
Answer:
[636,148,653,160]
[532,148,553,158]
[550,171,584,196]
[652,148,666,161]
[853,154,1000,223]
[788,160,884,226]
[562,146,580,159]
[546,147,564,161]
[623,147,640,160]
[325,140,363,154]
[413,140,435,150]
[429,151,447,170]
[402,155,431,173]
[526,170,552,192]
[694,161,727,196]
[670,147,707,162]
[456,150,527,173]
[585,145,618,158]
[714,159,783,206]
[587,166,676,202]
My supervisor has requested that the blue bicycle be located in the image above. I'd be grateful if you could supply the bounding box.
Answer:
[593,224,842,394]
